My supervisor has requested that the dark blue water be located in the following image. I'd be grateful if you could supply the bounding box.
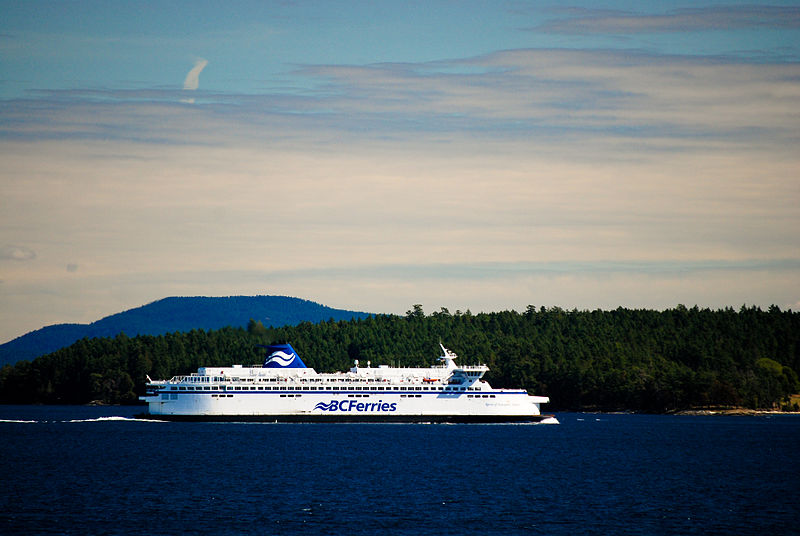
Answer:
[1,407,798,535]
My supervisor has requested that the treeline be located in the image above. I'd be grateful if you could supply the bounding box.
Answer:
[1,305,798,411]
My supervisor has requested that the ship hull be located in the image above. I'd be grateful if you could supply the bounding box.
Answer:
[135,412,554,423]
[139,390,548,421]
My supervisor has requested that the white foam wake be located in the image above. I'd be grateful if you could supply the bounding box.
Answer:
[66,416,140,423]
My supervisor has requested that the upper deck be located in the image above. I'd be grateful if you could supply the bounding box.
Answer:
[147,344,494,393]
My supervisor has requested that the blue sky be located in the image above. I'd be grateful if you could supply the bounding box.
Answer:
[1,1,799,342]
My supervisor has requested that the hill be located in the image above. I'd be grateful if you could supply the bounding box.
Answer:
[0,296,371,366]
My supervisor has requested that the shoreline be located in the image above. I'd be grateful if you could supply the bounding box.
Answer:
[670,408,800,416]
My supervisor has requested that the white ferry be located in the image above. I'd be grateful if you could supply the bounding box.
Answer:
[138,344,554,423]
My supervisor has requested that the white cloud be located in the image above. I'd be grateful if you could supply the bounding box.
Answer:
[183,58,208,90]
[181,58,207,103]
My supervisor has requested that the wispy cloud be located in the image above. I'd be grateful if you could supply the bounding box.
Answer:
[183,58,208,90]
[533,6,800,34]
[181,58,207,103]
[0,245,36,261]
[13,48,796,150]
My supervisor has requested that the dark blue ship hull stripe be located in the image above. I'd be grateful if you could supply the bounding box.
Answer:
[150,390,527,395]
[135,413,551,423]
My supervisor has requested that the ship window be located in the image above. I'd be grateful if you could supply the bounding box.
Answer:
[415,387,421,391]
[170,394,178,400]
[490,395,496,398]
[161,393,169,400]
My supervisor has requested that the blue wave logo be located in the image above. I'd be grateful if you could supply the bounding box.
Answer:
[261,344,307,368]
[314,402,335,411]
[266,350,296,367]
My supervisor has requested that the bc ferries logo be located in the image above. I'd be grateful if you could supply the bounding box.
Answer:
[266,350,297,367]
[261,344,307,369]
[314,400,398,413]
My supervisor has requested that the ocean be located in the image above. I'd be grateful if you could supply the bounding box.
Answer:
[1,406,798,535]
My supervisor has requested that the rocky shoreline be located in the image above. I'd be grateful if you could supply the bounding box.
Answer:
[671,408,799,416]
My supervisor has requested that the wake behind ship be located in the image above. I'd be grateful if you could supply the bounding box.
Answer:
[138,344,555,423]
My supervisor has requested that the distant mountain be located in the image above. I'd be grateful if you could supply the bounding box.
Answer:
[0,296,371,366]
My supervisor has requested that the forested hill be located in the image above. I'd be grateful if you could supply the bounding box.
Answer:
[0,296,371,366]
[1,304,798,412]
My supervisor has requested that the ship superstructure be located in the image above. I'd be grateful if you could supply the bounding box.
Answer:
[139,344,553,422]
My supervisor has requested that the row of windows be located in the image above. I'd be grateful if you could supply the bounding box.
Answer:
[204,377,443,384]
[170,385,471,392]
[160,392,496,400]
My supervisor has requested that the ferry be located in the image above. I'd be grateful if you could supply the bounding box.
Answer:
[138,344,555,423]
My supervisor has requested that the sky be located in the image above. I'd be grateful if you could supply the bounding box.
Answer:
[1,1,799,343]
